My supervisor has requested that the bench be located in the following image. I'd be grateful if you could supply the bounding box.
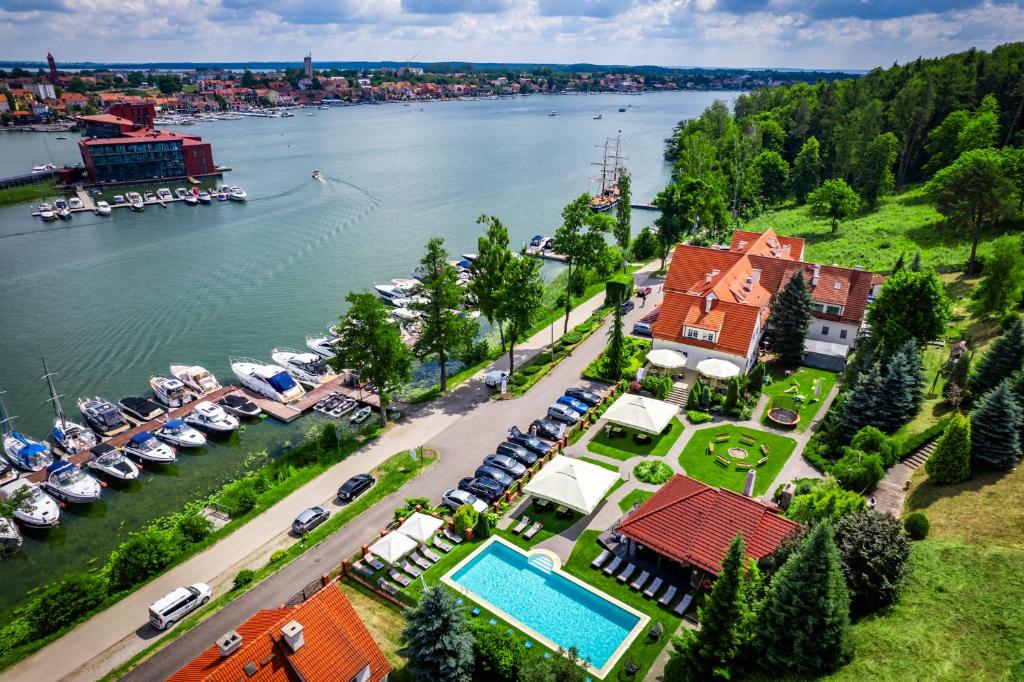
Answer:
[715,456,729,467]
[736,462,754,469]
[739,436,756,446]
[757,456,769,466]
[760,443,770,455]
[706,442,715,455]
[715,434,730,443]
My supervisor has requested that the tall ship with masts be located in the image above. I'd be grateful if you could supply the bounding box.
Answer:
[589,132,625,212]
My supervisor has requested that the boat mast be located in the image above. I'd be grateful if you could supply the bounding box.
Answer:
[0,390,15,439]
[591,132,626,197]
[41,355,68,431]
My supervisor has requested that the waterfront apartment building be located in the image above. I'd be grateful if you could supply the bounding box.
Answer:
[79,129,216,184]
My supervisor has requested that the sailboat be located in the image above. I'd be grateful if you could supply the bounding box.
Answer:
[0,393,54,473]
[42,356,97,455]
[588,132,626,212]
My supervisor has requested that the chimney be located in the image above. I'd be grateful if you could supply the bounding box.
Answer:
[811,265,820,287]
[281,620,304,652]
[782,244,791,257]
[705,293,715,314]
[751,268,761,286]
[217,630,243,658]
[743,469,756,497]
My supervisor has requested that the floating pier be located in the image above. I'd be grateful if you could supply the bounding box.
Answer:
[244,374,380,423]
[524,246,569,262]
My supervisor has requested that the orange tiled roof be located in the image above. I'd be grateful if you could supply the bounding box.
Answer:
[730,228,804,260]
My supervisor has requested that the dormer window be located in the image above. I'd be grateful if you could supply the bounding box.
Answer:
[834,281,842,290]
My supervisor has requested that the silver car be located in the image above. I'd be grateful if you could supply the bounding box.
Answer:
[547,403,580,424]
[441,488,488,514]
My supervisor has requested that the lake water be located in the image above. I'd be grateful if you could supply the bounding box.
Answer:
[0,91,735,612]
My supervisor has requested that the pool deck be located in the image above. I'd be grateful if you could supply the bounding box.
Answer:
[441,535,649,679]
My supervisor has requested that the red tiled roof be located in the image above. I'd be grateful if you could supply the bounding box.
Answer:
[730,228,804,260]
[616,474,801,574]
[169,584,391,682]
[78,113,134,126]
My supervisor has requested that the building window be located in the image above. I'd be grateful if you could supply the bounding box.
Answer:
[826,304,843,315]
[822,326,830,336]
[686,328,699,339]
[702,332,716,342]
[840,329,848,340]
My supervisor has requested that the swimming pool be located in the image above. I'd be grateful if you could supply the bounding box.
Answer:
[445,537,647,676]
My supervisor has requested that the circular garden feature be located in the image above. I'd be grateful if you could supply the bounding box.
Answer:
[727,447,748,459]
[766,396,800,428]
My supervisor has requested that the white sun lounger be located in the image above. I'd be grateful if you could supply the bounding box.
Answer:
[617,563,636,583]
[674,593,694,616]
[643,577,663,598]
[591,549,611,569]
[522,521,542,540]
[512,516,530,534]
[433,536,452,552]
[443,528,464,544]
[658,585,678,606]
[631,570,650,591]
[603,556,622,575]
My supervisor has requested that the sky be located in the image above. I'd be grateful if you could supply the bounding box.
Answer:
[1,0,1021,70]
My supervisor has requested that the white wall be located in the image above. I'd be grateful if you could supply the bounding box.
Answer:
[652,337,753,374]
[806,319,859,347]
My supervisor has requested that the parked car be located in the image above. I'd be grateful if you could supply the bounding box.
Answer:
[620,299,636,314]
[565,387,601,406]
[529,419,564,442]
[557,395,590,415]
[441,488,488,514]
[509,425,554,454]
[632,321,653,337]
[337,473,375,501]
[483,454,527,479]
[475,465,513,489]
[149,583,212,630]
[484,371,508,388]
[292,506,330,535]
[495,441,538,466]
[458,476,504,504]
[547,403,580,424]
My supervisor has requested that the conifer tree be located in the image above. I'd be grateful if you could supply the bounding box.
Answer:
[791,136,821,204]
[687,382,703,411]
[757,523,851,676]
[970,380,1023,469]
[909,252,922,272]
[606,299,626,380]
[969,319,1024,396]
[925,412,972,484]
[892,252,905,273]
[839,364,883,434]
[724,377,740,411]
[401,586,475,682]
[747,361,766,393]
[878,340,925,432]
[768,272,812,365]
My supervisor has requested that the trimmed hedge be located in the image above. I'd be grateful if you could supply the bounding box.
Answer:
[899,415,954,458]
[687,410,713,424]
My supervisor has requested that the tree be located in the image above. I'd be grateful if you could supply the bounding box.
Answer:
[606,298,626,380]
[831,448,885,492]
[853,132,899,208]
[968,319,1024,396]
[751,150,790,207]
[833,511,912,617]
[724,377,740,411]
[867,269,951,351]
[553,194,607,333]
[473,623,522,682]
[518,646,588,682]
[909,252,923,272]
[412,238,478,393]
[957,94,1000,154]
[470,215,512,350]
[786,477,866,525]
[923,109,970,176]
[839,364,884,435]
[767,271,812,365]
[108,527,182,590]
[241,69,257,88]
[329,293,412,426]
[653,177,728,265]
[877,341,924,432]
[401,586,475,682]
[975,235,1024,317]
[496,256,544,376]
[630,227,659,262]
[927,148,1015,274]
[747,361,766,393]
[1002,146,1024,211]
[807,179,860,233]
[925,412,972,485]
[970,380,1023,469]
[614,169,632,271]
[757,522,851,676]
[669,535,757,680]
[791,136,822,204]
[892,252,905,273]
[26,573,108,637]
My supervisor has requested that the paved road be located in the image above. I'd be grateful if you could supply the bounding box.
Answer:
[4,265,660,682]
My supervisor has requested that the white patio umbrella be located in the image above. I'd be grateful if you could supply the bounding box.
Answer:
[646,348,688,370]
[695,358,741,381]
[368,531,417,564]
[601,393,679,435]
[522,455,619,515]
[397,511,444,543]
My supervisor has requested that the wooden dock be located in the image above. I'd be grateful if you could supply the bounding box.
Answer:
[243,374,380,423]
[524,246,568,262]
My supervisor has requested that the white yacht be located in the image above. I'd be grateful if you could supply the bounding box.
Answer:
[87,443,140,480]
[95,200,112,216]
[68,197,84,210]
[230,359,306,403]
[0,479,60,528]
[157,188,173,200]
[185,401,239,433]
[38,203,56,221]
[305,333,338,359]
[197,190,212,204]
[227,186,247,201]
[126,192,145,211]
[390,278,421,294]
[42,357,97,455]
[175,188,189,200]
[118,396,165,422]
[42,460,102,504]
[150,376,193,408]
[271,348,333,388]
[170,365,221,396]
[124,431,177,463]
[78,397,131,438]
[0,515,21,551]
[390,307,420,323]
[373,285,413,307]
[215,394,262,418]
[155,418,206,448]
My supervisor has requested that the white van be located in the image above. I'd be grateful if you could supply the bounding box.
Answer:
[148,583,212,630]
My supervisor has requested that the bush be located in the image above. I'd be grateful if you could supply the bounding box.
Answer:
[786,477,866,524]
[511,374,527,386]
[687,410,713,424]
[218,476,261,516]
[834,511,912,617]
[898,415,953,458]
[630,227,659,261]
[108,527,183,591]
[521,364,542,376]
[634,459,673,484]
[458,339,491,367]
[473,624,522,682]
[269,550,287,564]
[176,512,211,544]
[233,568,256,590]
[903,512,930,540]
[831,449,885,492]
[474,512,492,539]
[25,573,107,637]
[641,374,672,400]
[560,331,583,346]
[452,505,480,536]
[851,426,899,468]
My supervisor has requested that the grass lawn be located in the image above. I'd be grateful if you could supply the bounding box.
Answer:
[0,181,56,207]
[678,425,796,496]
[761,366,837,431]
[498,504,583,551]
[564,530,684,680]
[586,417,684,460]
[618,489,653,512]
[578,455,622,472]
[339,582,413,682]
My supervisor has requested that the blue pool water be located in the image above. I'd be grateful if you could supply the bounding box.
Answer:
[451,541,640,669]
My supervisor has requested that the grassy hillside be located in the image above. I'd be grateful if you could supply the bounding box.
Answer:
[746,186,1022,274]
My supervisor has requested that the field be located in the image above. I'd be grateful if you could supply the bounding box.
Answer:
[677,425,796,496]
[761,366,838,431]
[0,181,56,207]
[618,489,653,512]
[747,186,1023,274]
[586,417,684,460]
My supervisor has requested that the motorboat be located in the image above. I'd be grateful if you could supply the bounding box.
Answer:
[170,364,221,396]
[305,333,338,359]
[619,106,627,112]
[95,200,112,216]
[68,197,84,210]
[185,401,239,433]
[149,376,193,408]
[78,397,131,438]
[230,359,306,403]
[312,170,322,180]
[271,348,333,388]
[42,460,102,504]
[0,480,59,528]
[0,515,21,552]
[182,191,199,205]
[32,163,57,173]
[227,186,247,201]
[0,459,15,487]
[124,431,177,463]
[42,356,97,455]
[593,113,603,119]
[126,192,145,211]
[211,188,228,201]
[175,188,189,200]
[113,194,126,204]
[350,405,372,424]
[197,190,212,204]
[143,192,156,202]
[118,396,165,422]
[390,278,421,293]
[373,284,414,307]
[155,418,206,448]
[216,394,262,418]
[549,111,557,116]
[157,188,173,200]
[38,203,56,221]
[54,199,72,220]
[530,234,546,247]
[461,253,478,262]
[86,443,140,480]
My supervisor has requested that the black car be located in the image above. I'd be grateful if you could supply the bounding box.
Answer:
[495,442,538,466]
[530,419,564,441]
[565,387,601,407]
[620,299,636,314]
[337,473,375,501]
[508,425,554,455]
[292,506,330,535]
[458,476,504,504]
[483,454,527,479]
[475,465,513,489]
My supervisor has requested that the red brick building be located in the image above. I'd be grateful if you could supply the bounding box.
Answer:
[107,100,156,127]
[79,128,215,184]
